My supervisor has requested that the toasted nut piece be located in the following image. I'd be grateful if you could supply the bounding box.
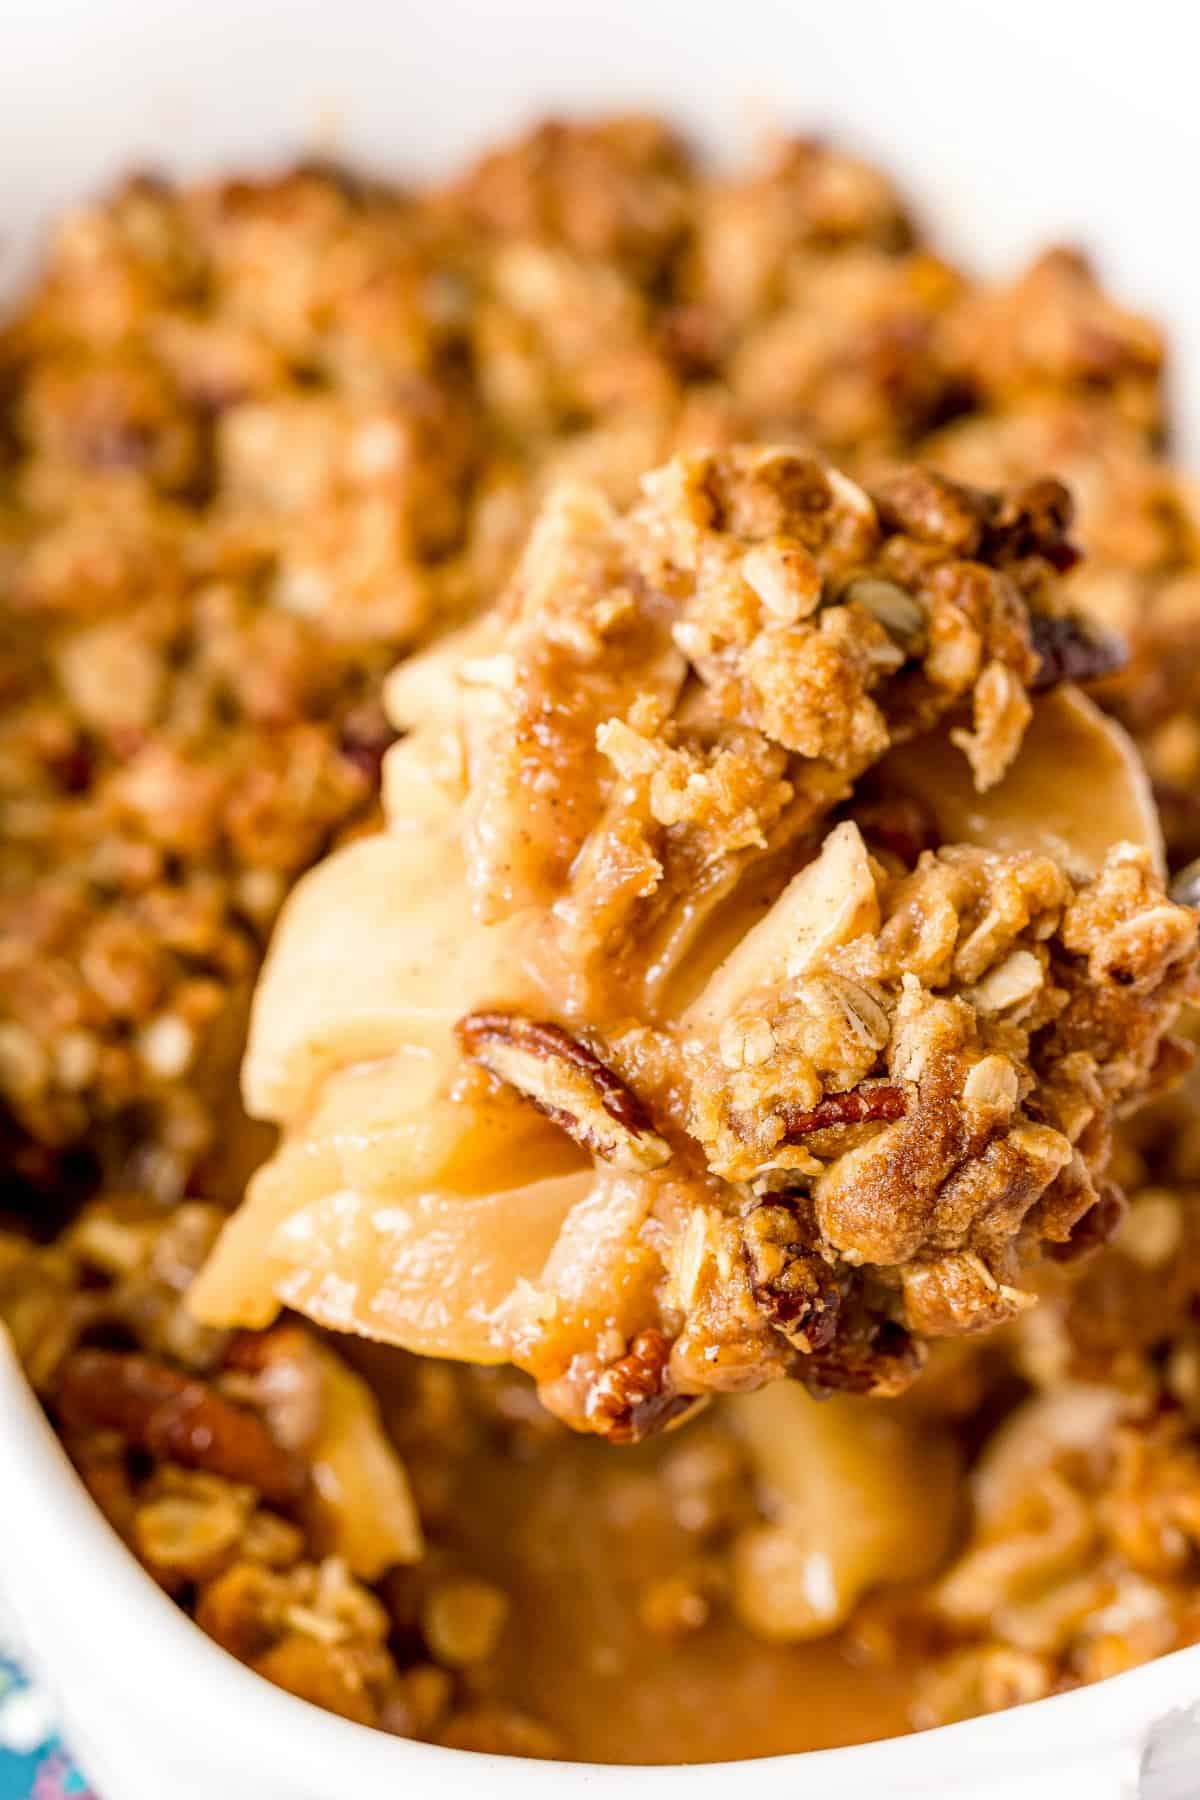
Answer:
[983,476,1079,569]
[779,1082,906,1141]
[870,467,989,552]
[1029,612,1127,691]
[586,1328,700,1443]
[742,1197,841,1350]
[57,1349,306,1506]
[805,1319,925,1399]
[224,1323,325,1452]
[456,1011,671,1172]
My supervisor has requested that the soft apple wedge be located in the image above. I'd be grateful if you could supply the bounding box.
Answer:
[879,685,1162,875]
[242,825,548,1128]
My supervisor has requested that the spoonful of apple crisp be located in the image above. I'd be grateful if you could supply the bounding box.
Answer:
[190,449,1198,1442]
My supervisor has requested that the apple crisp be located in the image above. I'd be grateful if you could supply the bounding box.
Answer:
[189,446,1196,1440]
[5,114,1200,1765]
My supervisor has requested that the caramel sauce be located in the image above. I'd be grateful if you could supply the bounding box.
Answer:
[422,1412,913,1762]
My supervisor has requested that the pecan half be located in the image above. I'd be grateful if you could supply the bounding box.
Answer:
[56,1349,306,1506]
[456,1011,671,1173]
[585,1329,699,1444]
[742,1197,840,1352]
[779,1083,906,1141]
[1029,612,1127,692]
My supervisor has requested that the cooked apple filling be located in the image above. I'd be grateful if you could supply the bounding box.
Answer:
[190,448,1198,1438]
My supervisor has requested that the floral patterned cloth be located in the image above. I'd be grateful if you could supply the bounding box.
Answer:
[0,1621,95,1800]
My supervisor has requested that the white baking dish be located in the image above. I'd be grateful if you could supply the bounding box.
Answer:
[3,0,1200,1792]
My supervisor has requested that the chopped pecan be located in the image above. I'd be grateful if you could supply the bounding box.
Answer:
[56,1349,306,1506]
[779,1083,907,1141]
[804,1316,924,1399]
[872,469,1082,573]
[1029,612,1128,692]
[456,1011,671,1172]
[742,1197,841,1351]
[585,1329,698,1444]
[222,1324,325,1453]
[981,476,1080,572]
[871,468,990,552]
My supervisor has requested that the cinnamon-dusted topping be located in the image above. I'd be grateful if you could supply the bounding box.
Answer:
[456,1010,671,1173]
[56,1348,306,1506]
[585,1328,699,1443]
[915,385,1200,874]
[638,826,1193,1415]
[2,1201,539,1737]
[446,115,692,275]
[216,706,1195,1441]
[869,466,995,552]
